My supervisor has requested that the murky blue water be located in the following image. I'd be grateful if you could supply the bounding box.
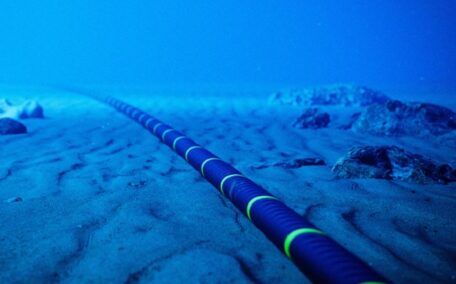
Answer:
[0,1,455,94]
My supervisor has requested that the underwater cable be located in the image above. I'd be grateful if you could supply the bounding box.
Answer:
[72,89,388,284]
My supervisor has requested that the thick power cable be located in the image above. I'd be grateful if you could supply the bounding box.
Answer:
[77,90,387,284]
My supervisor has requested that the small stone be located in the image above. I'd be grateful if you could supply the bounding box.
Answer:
[293,108,330,129]
[5,197,23,203]
[332,145,456,184]
[20,101,44,119]
[0,118,27,135]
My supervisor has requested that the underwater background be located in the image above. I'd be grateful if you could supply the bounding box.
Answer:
[1,1,456,283]
[1,1,455,93]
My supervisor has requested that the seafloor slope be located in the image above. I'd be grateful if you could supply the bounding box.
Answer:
[0,87,455,283]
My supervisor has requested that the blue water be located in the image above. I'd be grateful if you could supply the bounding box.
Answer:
[0,1,455,94]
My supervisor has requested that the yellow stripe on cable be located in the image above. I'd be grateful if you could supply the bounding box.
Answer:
[284,228,325,259]
[161,129,174,141]
[200,158,221,177]
[184,146,202,161]
[125,105,132,115]
[219,173,243,195]
[246,195,277,221]
[152,123,163,134]
[145,118,154,129]
[172,136,186,150]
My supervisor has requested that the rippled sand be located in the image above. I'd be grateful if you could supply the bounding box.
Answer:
[1,87,455,283]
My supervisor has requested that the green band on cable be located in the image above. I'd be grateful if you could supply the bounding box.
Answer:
[200,158,220,177]
[184,146,202,161]
[161,129,173,141]
[246,195,277,221]
[172,136,186,150]
[127,107,133,115]
[133,110,141,119]
[145,118,154,129]
[284,228,325,258]
[219,173,243,195]
[152,123,163,134]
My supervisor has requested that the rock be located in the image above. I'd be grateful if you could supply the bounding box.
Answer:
[270,84,389,107]
[332,145,456,184]
[5,197,23,203]
[0,99,44,119]
[438,132,456,148]
[351,100,456,136]
[293,108,330,129]
[20,101,44,118]
[253,158,326,169]
[0,118,27,135]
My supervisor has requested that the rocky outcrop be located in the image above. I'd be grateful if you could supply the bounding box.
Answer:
[351,100,456,136]
[0,99,44,119]
[0,118,27,135]
[332,145,456,184]
[270,84,389,107]
[438,132,456,148]
[293,108,330,129]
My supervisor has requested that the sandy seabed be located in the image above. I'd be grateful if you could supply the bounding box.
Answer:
[1,87,455,283]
